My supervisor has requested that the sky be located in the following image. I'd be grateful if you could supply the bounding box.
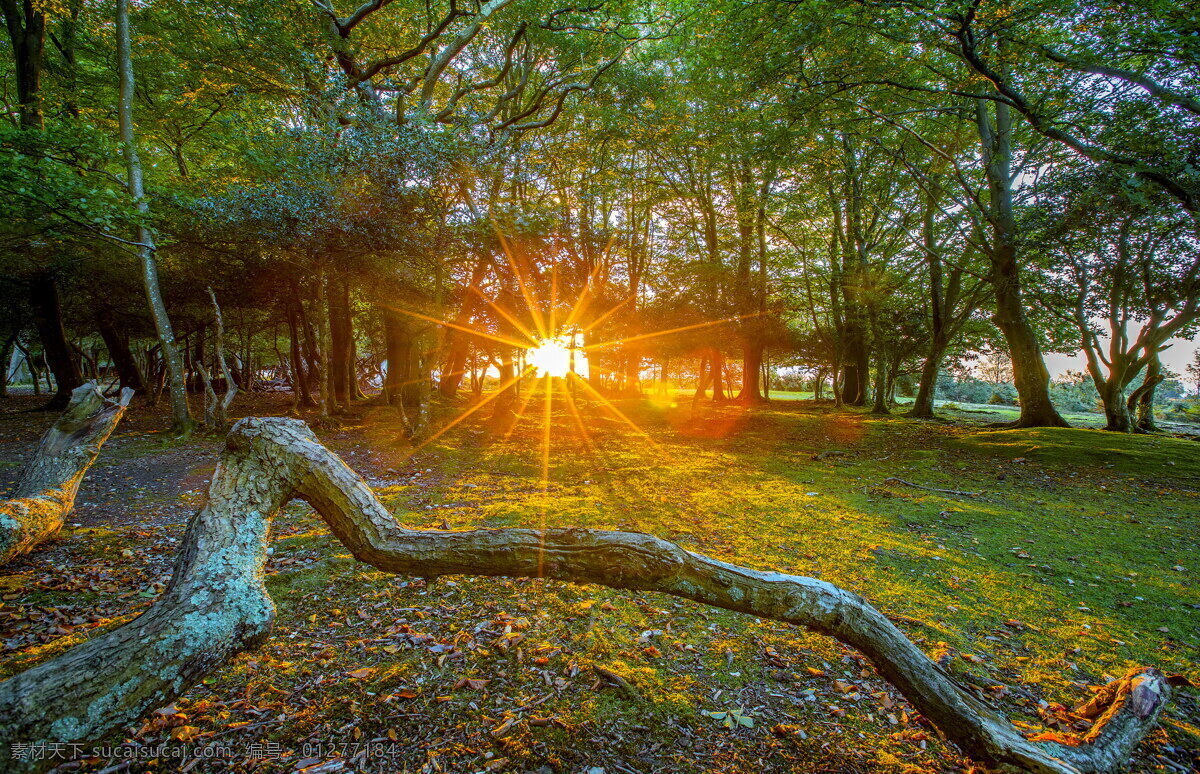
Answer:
[1046,334,1199,387]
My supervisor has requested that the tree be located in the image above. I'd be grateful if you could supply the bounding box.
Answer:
[116,0,192,433]
[1039,173,1200,431]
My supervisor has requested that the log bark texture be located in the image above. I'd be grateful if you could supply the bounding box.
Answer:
[0,382,132,565]
[0,417,1172,773]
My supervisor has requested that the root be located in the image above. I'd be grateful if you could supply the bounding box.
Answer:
[0,417,1172,773]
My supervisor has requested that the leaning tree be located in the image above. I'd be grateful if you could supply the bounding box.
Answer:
[0,416,1177,773]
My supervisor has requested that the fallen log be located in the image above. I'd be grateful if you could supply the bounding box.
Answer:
[0,382,133,565]
[0,417,1172,773]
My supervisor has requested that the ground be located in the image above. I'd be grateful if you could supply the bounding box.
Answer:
[0,387,1197,774]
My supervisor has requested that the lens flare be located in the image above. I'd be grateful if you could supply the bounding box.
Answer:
[527,338,573,378]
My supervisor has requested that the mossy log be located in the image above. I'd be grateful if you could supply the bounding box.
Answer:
[0,417,1173,773]
[0,382,133,565]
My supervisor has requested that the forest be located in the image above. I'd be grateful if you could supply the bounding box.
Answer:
[1,0,1198,772]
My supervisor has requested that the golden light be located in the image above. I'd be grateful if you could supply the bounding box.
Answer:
[527,337,573,378]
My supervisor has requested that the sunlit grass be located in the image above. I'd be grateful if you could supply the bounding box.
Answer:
[3,395,1196,771]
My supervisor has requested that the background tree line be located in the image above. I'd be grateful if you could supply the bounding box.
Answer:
[2,0,1198,434]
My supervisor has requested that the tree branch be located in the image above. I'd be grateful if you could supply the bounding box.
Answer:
[0,418,1173,773]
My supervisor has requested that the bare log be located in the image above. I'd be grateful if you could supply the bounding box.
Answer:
[0,382,133,565]
[0,418,1171,773]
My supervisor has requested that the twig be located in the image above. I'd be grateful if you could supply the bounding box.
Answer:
[883,477,980,497]
[593,665,642,701]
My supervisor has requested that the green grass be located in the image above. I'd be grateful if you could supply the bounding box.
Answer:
[2,397,1197,772]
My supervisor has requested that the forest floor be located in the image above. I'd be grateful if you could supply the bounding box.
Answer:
[0,387,1198,774]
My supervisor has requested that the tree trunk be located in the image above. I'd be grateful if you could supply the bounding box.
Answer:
[439,256,490,398]
[285,294,314,407]
[382,309,428,435]
[0,333,15,398]
[622,349,642,395]
[294,281,322,400]
[710,348,726,401]
[737,340,765,403]
[28,272,83,410]
[328,277,351,409]
[976,97,1067,428]
[1099,383,1132,433]
[0,382,131,565]
[117,0,191,434]
[95,314,147,394]
[692,354,710,403]
[909,339,946,419]
[0,416,1172,774]
[197,288,237,432]
[870,341,889,415]
[1,0,45,129]
[1128,356,1162,433]
[315,270,332,421]
[840,330,867,406]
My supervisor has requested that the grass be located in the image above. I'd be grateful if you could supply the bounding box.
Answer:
[1,393,1197,773]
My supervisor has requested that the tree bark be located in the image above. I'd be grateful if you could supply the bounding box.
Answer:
[294,281,322,400]
[1128,355,1162,433]
[315,270,333,421]
[95,314,147,394]
[737,340,765,403]
[976,98,1068,428]
[909,340,946,419]
[28,272,83,410]
[117,0,191,434]
[709,348,726,401]
[1,0,46,129]
[285,292,315,407]
[0,333,14,397]
[438,256,490,398]
[0,416,1172,773]
[0,382,132,565]
[1099,382,1132,433]
[382,309,429,434]
[328,277,351,409]
[196,288,237,431]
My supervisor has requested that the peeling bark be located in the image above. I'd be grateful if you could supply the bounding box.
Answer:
[0,382,132,565]
[0,417,1173,773]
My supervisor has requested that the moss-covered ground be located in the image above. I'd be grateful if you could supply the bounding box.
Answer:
[0,390,1196,773]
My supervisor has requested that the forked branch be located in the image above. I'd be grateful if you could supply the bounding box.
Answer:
[0,418,1171,772]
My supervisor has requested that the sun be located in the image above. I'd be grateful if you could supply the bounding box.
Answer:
[527,338,573,378]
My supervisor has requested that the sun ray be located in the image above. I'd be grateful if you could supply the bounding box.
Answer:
[558,378,596,452]
[550,260,559,338]
[538,373,553,578]
[403,372,524,458]
[489,217,548,339]
[585,311,767,351]
[380,303,530,350]
[562,238,614,330]
[470,287,540,345]
[580,294,635,335]
[502,369,543,441]
[569,372,660,450]
[541,373,552,495]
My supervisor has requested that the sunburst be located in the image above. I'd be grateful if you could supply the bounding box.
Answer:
[377,233,762,492]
